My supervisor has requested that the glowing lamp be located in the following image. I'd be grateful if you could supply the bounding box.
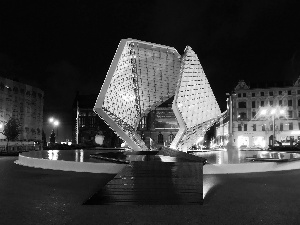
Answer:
[260,109,267,115]
[279,109,285,114]
[270,109,276,115]
[49,117,54,123]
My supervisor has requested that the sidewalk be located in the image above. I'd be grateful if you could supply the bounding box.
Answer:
[1,156,300,224]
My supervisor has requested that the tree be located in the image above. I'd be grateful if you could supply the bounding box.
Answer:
[2,117,21,151]
[3,117,21,142]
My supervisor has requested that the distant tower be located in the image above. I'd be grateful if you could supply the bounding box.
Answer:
[50,129,56,143]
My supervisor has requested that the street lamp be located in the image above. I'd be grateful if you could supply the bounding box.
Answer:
[49,117,60,143]
[258,105,287,148]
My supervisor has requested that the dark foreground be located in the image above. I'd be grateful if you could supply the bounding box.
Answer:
[1,156,300,224]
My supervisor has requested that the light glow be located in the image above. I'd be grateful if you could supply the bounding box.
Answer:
[260,109,267,115]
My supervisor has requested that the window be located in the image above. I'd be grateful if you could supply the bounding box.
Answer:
[244,124,247,131]
[261,92,264,96]
[298,111,300,118]
[261,101,264,107]
[139,116,147,129]
[279,91,282,95]
[280,123,283,131]
[252,111,256,118]
[298,99,300,106]
[238,102,246,108]
[158,133,164,144]
[168,134,175,143]
[238,93,241,98]
[252,101,255,108]
[299,122,300,130]
[288,90,292,95]
[289,122,293,130]
[262,124,266,131]
[252,93,255,97]
[288,110,293,118]
[298,90,300,94]
[269,91,273,96]
[270,124,273,131]
[270,101,273,106]
[253,124,256,131]
[288,99,293,106]
[279,100,283,106]
[238,112,247,120]
[238,124,242,131]
[243,93,246,97]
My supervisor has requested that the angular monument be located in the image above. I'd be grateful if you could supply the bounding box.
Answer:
[170,46,223,152]
[94,38,222,152]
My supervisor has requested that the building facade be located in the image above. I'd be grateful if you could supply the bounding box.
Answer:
[231,79,300,149]
[0,76,44,141]
[72,93,121,147]
[136,97,179,148]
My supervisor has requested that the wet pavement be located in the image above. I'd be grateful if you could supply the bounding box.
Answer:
[2,156,300,224]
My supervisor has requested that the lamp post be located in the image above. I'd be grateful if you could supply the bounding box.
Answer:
[258,106,286,147]
[49,117,60,143]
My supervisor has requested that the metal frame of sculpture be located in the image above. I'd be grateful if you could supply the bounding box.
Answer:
[94,38,222,152]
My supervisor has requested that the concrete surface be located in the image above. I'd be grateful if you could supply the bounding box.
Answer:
[1,156,300,224]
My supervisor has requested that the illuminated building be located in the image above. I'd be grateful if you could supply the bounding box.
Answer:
[72,93,121,146]
[94,38,222,151]
[0,76,44,141]
[136,96,179,148]
[231,79,300,148]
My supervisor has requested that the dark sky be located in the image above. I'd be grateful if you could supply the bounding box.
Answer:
[1,0,300,141]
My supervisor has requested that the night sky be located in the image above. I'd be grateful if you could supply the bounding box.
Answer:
[1,0,300,141]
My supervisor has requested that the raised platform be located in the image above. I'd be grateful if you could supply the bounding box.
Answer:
[15,150,127,174]
[14,149,300,175]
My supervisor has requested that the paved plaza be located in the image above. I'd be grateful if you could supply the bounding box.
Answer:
[1,156,300,224]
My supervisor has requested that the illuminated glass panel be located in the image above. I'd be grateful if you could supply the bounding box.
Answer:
[171,46,222,151]
[94,39,180,151]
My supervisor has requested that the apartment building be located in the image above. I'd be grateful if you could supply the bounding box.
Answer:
[0,76,44,141]
[231,79,300,148]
